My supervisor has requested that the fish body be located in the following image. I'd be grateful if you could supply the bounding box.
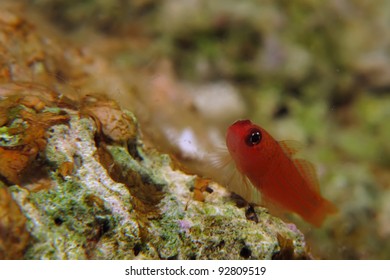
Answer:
[226,120,337,227]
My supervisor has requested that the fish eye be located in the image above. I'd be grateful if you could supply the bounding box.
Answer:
[245,129,262,146]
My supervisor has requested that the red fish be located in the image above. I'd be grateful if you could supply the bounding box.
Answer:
[226,120,337,227]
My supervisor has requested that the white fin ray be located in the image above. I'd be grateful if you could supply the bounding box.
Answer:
[209,146,262,205]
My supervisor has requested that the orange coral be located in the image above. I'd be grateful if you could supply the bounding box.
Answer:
[80,95,137,144]
[0,148,31,184]
[193,177,211,202]
[58,161,74,178]
[0,87,70,185]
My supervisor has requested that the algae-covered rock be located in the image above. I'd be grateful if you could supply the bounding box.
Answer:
[6,108,309,259]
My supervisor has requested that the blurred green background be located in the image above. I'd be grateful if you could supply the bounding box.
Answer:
[24,0,390,259]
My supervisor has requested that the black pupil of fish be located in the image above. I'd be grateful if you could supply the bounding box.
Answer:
[246,130,262,146]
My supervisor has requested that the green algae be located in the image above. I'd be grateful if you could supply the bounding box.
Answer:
[9,115,141,259]
[0,125,22,147]
[0,117,27,147]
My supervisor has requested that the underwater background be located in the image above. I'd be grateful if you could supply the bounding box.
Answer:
[0,0,389,259]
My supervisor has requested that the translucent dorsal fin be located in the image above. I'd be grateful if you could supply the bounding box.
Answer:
[278,140,303,157]
[293,159,321,193]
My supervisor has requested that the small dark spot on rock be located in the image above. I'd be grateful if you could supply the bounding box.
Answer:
[127,140,142,160]
[245,205,258,223]
[58,110,68,116]
[102,220,110,234]
[188,253,197,260]
[205,186,214,193]
[230,193,248,208]
[217,240,225,249]
[240,246,252,259]
[272,251,281,259]
[133,243,142,256]
[54,217,63,226]
[167,254,178,260]
[96,217,111,235]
